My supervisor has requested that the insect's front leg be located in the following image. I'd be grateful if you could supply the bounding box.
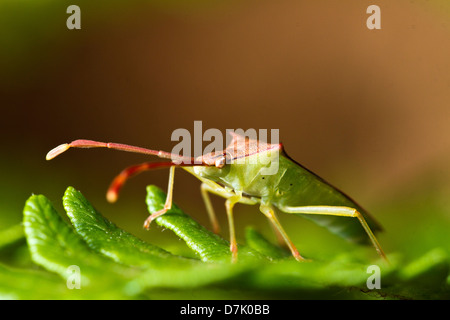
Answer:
[143,165,176,229]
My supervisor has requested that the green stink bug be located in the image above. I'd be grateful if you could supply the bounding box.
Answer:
[46,132,387,262]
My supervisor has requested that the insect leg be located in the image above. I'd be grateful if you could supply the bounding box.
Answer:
[268,220,289,249]
[200,183,221,234]
[198,180,258,205]
[196,181,257,262]
[259,204,307,261]
[225,191,242,263]
[143,165,176,229]
[280,205,387,261]
[199,181,259,234]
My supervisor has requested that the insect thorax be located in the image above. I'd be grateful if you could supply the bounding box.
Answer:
[190,150,283,199]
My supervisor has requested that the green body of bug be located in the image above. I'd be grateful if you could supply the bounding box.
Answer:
[46,132,387,262]
[184,132,385,261]
[189,150,382,244]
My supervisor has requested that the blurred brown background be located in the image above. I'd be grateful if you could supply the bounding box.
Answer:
[1,0,449,254]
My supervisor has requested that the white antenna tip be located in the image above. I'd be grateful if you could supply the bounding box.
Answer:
[46,144,70,160]
[106,190,118,203]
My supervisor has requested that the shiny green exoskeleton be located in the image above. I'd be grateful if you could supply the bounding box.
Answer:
[46,132,387,262]
[185,132,385,262]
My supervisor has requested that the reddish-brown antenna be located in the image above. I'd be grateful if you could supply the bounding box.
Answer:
[46,139,197,164]
[46,139,209,202]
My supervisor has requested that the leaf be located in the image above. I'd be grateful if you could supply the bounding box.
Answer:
[399,248,449,286]
[0,262,70,300]
[22,194,135,293]
[145,185,262,262]
[63,186,193,269]
[4,186,448,300]
[124,261,250,295]
[18,187,257,298]
[0,224,24,250]
[245,226,290,260]
[62,186,254,293]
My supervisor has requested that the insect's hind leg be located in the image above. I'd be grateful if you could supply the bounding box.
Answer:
[280,205,387,261]
[259,204,308,262]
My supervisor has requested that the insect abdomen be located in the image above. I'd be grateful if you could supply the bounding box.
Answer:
[274,154,382,245]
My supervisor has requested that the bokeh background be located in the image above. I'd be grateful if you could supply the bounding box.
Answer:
[1,0,449,261]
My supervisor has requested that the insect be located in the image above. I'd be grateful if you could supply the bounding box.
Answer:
[46,132,387,262]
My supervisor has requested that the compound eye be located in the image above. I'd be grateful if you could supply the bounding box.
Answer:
[215,155,226,168]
